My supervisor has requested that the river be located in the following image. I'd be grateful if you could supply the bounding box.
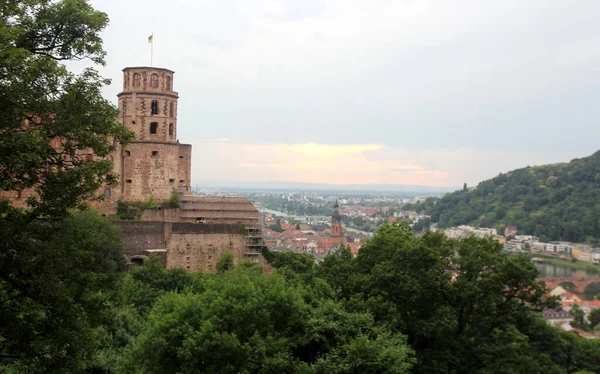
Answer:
[260,208,373,236]
[535,262,600,300]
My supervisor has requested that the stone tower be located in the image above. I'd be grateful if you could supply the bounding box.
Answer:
[116,67,192,202]
[331,199,343,246]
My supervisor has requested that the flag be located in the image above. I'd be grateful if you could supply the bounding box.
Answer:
[148,34,153,43]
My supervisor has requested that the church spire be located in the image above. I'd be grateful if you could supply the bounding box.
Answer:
[332,199,341,223]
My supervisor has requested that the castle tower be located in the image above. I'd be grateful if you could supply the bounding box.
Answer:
[116,67,192,202]
[331,199,343,246]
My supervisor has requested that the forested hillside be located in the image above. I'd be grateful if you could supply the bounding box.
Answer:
[407,151,600,244]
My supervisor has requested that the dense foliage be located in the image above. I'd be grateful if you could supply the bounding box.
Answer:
[5,221,592,373]
[1,0,131,370]
[0,0,134,217]
[406,151,600,244]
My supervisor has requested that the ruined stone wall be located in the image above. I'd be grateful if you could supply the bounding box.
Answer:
[177,144,192,193]
[139,207,181,222]
[112,220,166,258]
[121,142,183,202]
[166,223,248,273]
[166,232,247,273]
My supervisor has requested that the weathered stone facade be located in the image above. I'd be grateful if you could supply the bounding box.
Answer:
[2,65,267,273]
[113,221,265,273]
[116,67,191,204]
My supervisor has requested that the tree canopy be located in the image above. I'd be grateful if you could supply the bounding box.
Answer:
[0,0,133,217]
[1,1,132,371]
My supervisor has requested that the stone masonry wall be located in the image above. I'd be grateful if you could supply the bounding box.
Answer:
[112,221,166,258]
[122,142,182,202]
[166,231,247,273]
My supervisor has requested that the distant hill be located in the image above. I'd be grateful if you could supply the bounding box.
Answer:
[406,151,600,245]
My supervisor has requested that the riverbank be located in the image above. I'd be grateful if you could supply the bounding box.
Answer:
[520,253,600,274]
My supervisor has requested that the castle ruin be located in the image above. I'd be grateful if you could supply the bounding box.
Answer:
[1,66,267,272]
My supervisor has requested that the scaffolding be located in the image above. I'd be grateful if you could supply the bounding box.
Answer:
[179,195,260,225]
[244,225,266,259]
[178,195,267,262]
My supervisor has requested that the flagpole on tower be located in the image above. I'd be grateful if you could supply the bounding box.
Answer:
[148,32,154,66]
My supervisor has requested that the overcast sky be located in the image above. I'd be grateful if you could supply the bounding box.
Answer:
[88,0,600,188]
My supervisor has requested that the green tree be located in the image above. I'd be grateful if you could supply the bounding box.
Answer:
[269,218,283,233]
[325,222,556,372]
[0,2,133,370]
[216,251,235,273]
[571,304,589,330]
[589,308,600,329]
[0,0,133,218]
[0,209,125,372]
[119,267,414,373]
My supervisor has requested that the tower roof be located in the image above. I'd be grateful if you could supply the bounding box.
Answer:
[122,66,175,74]
[332,199,341,223]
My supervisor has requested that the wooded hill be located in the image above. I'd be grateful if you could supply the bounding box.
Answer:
[407,151,600,244]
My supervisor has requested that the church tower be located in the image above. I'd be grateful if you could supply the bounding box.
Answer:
[331,199,343,246]
[116,67,192,202]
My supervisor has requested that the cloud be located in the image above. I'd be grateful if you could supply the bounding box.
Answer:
[83,0,600,187]
[189,141,588,187]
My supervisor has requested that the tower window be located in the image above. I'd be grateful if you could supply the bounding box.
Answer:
[150,73,159,88]
[133,73,141,87]
[104,188,111,198]
[125,150,131,156]
[150,122,158,134]
[179,180,184,183]
[126,179,132,183]
[166,76,172,91]
[151,100,158,115]
[169,178,175,183]
[169,102,174,118]
[169,123,173,136]
[152,151,158,157]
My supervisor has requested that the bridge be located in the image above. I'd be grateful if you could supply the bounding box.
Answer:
[537,277,600,294]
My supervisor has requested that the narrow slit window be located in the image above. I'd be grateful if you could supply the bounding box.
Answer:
[126,179,132,183]
[150,122,158,134]
[169,102,174,117]
[152,151,158,157]
[169,123,173,136]
[151,100,158,115]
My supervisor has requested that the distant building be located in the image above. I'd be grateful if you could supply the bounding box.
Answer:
[504,226,518,237]
[330,200,344,247]
[543,309,574,326]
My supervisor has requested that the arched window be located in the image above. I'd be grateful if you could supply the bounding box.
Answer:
[169,102,174,118]
[166,76,172,91]
[150,73,159,88]
[133,73,141,87]
[150,122,158,134]
[151,100,158,115]
[169,123,173,136]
